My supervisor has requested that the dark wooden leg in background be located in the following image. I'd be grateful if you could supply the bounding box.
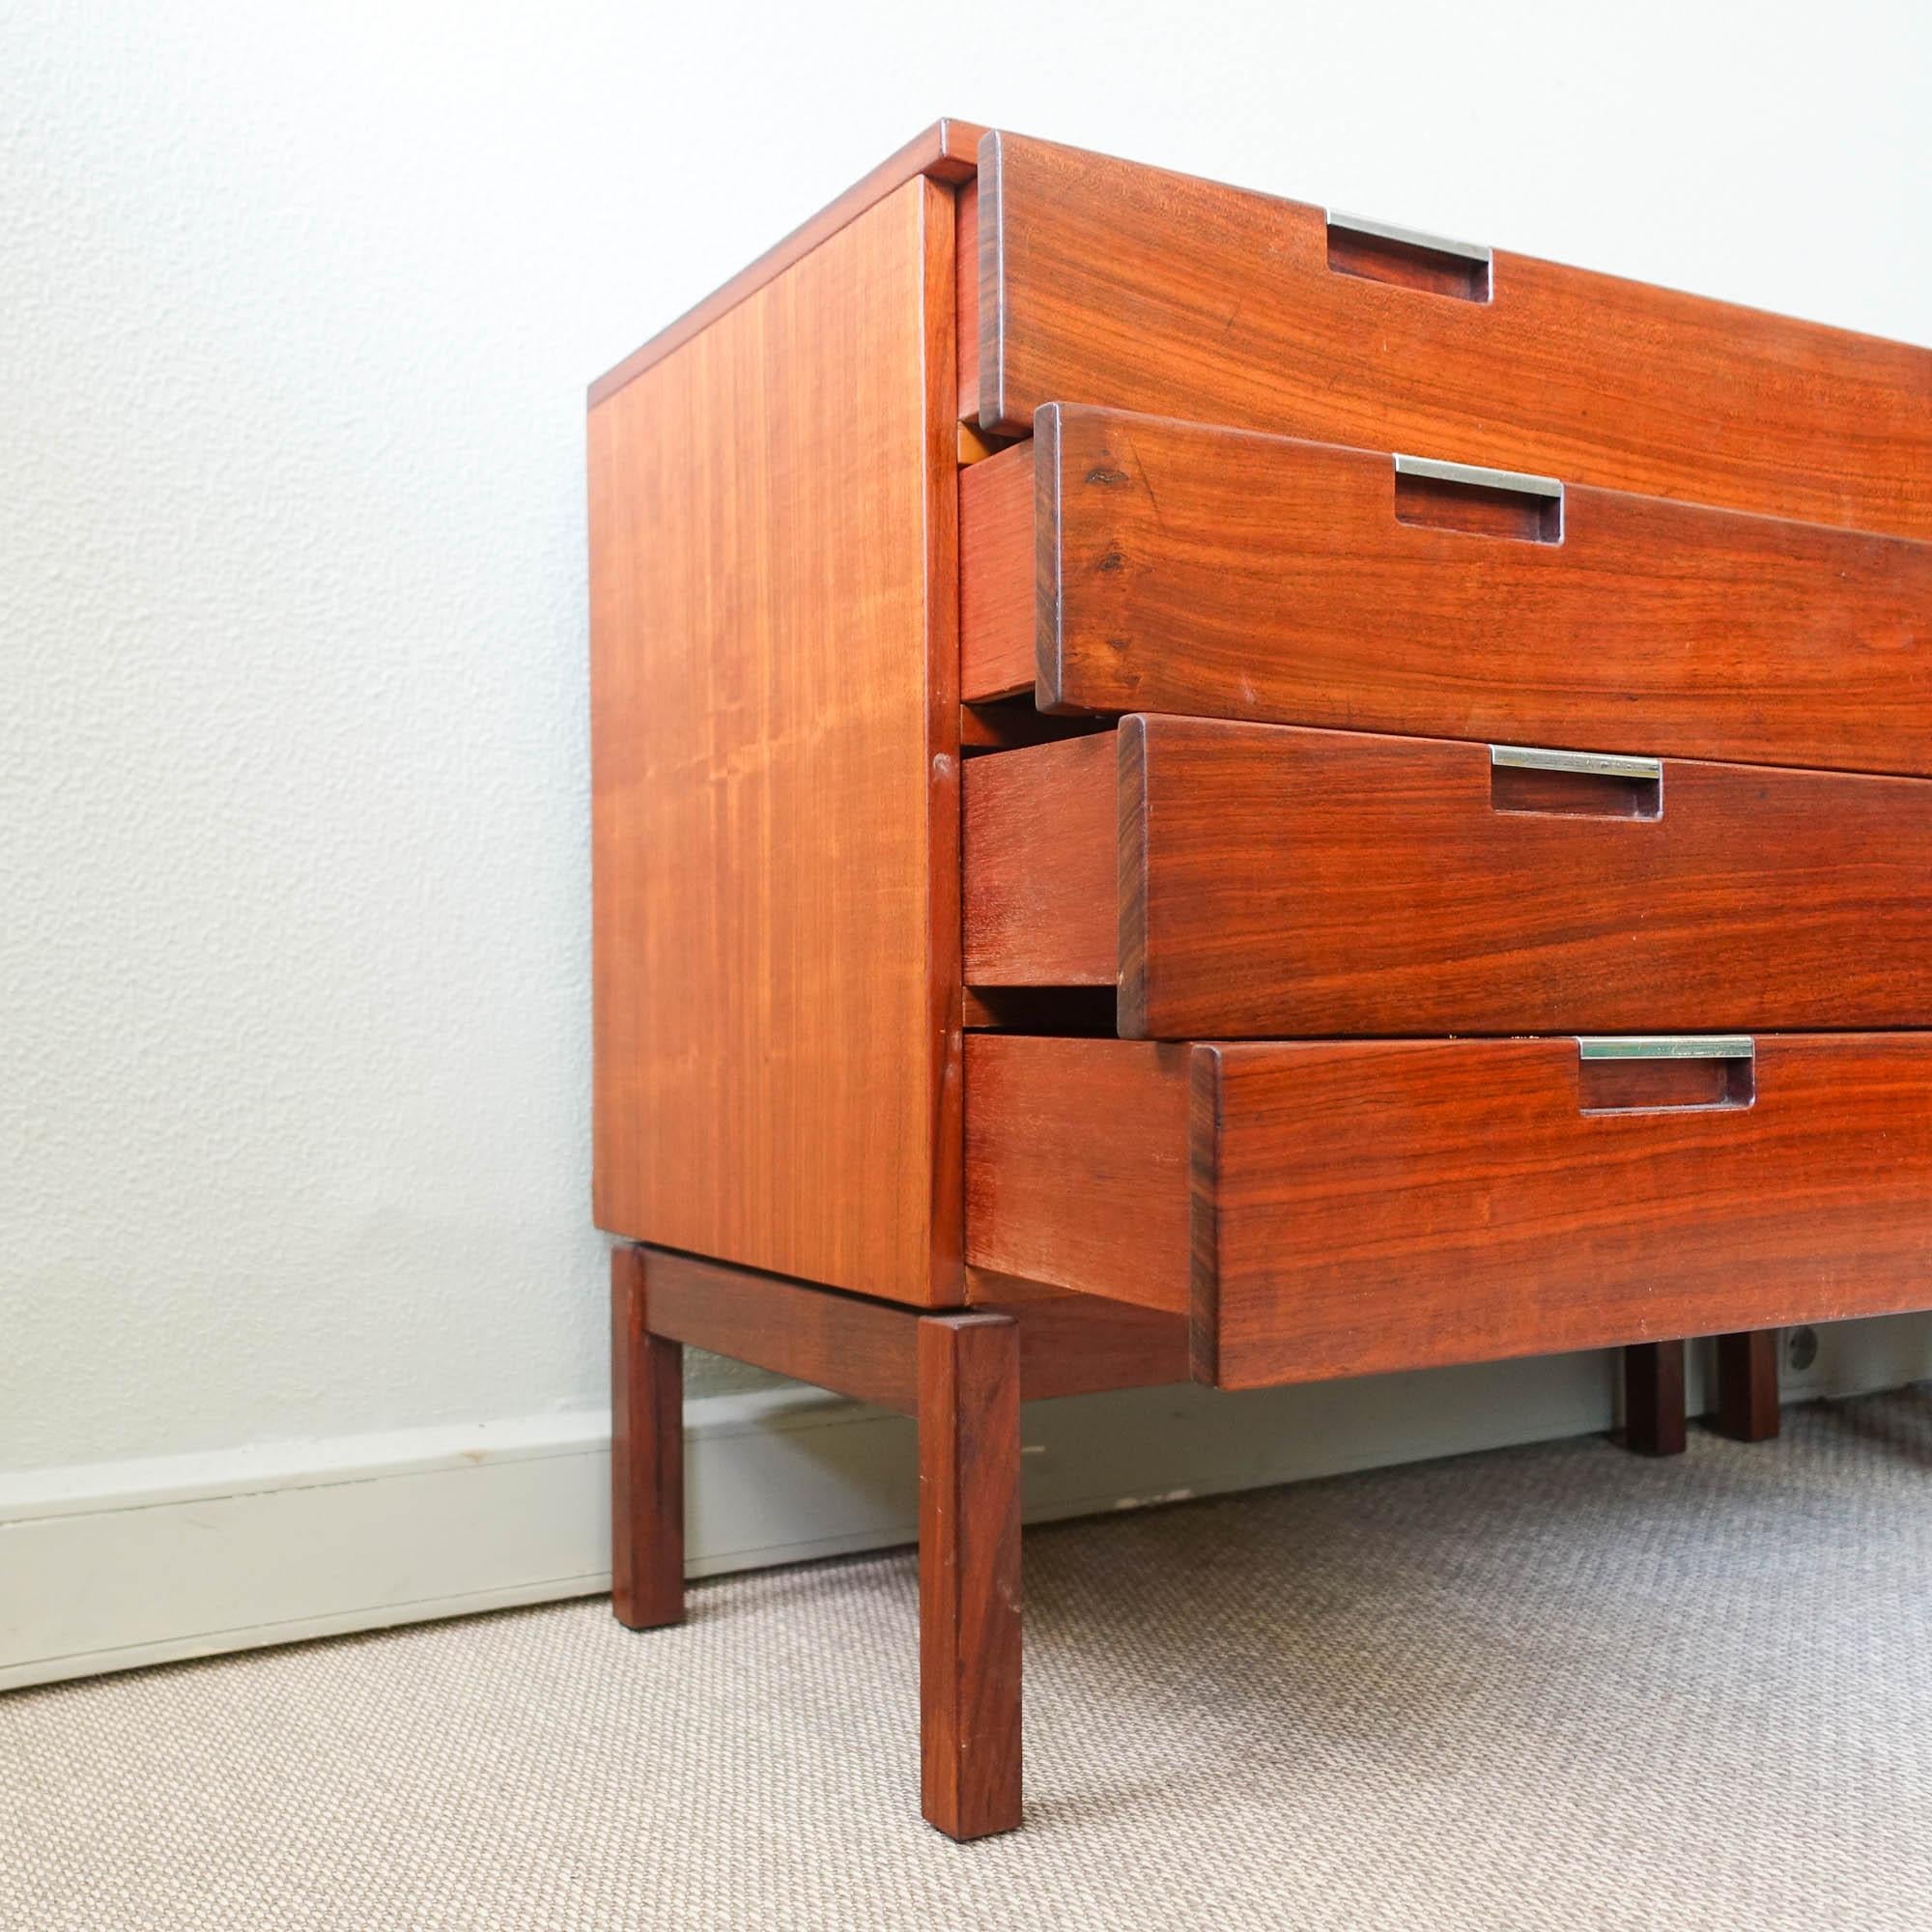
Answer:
[611,1245,685,1630]
[1622,1339,1687,1456]
[918,1312,1023,1841]
[1713,1329,1781,1442]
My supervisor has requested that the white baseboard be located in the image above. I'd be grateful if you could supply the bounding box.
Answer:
[6,1314,1929,1691]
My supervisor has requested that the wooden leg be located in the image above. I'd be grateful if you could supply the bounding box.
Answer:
[611,1245,685,1630]
[1622,1339,1687,1456]
[918,1312,1023,1841]
[1713,1329,1781,1442]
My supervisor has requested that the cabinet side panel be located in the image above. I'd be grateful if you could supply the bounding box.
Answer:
[589,179,957,1304]
[963,1035,1191,1313]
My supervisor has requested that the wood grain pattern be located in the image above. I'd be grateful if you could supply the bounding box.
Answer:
[957,439,1035,699]
[919,1313,1023,1840]
[965,1036,1932,1389]
[591,118,981,405]
[976,406,1932,774]
[1001,1286,1189,1398]
[954,179,980,426]
[921,183,968,1302]
[963,731,1114,988]
[965,1036,1191,1313]
[641,1248,923,1414]
[589,179,961,1305]
[640,1245,1186,1407]
[977,134,1932,538]
[1200,1038,1932,1389]
[611,1246,685,1629]
[1713,1331,1782,1442]
[965,714,1932,1037]
[1622,1342,1688,1458]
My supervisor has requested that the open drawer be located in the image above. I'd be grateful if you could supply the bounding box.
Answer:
[958,406,1932,776]
[963,716,1932,1037]
[965,1034,1932,1389]
[968,134,1932,539]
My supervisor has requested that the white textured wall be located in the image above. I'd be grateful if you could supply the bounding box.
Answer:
[4,0,1929,1476]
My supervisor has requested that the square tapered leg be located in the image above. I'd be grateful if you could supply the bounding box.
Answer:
[918,1312,1023,1841]
[1622,1339,1688,1456]
[611,1245,685,1630]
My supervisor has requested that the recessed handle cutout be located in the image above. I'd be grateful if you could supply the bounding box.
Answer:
[1577,1037,1755,1113]
[1325,211,1492,301]
[1395,454,1564,543]
[1490,744,1662,820]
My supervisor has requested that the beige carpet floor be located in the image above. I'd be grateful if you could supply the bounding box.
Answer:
[5,1392,1931,1931]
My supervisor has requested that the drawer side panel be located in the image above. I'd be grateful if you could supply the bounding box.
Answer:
[958,438,1036,700]
[964,1036,1190,1312]
[962,733,1117,987]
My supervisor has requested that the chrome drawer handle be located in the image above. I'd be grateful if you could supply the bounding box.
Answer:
[1577,1036,1755,1062]
[1325,211,1492,269]
[1577,1036,1757,1112]
[1396,454,1562,501]
[1393,454,1564,542]
[1325,211,1492,302]
[1491,744,1662,782]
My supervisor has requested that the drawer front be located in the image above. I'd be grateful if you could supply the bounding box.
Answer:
[963,717,1932,1037]
[964,1035,1932,1390]
[960,406,1932,777]
[974,133,1932,539]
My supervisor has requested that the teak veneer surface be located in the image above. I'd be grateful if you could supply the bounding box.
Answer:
[999,1290,1188,1397]
[976,135,1932,539]
[589,180,961,1304]
[643,1250,928,1414]
[639,1247,1188,1409]
[964,716,1932,1037]
[963,728,1117,989]
[965,1036,1932,1388]
[958,439,1036,700]
[965,1038,1193,1315]
[954,180,980,428]
[963,407,1932,774]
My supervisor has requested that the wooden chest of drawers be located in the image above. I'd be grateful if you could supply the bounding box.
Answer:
[589,120,1932,1840]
